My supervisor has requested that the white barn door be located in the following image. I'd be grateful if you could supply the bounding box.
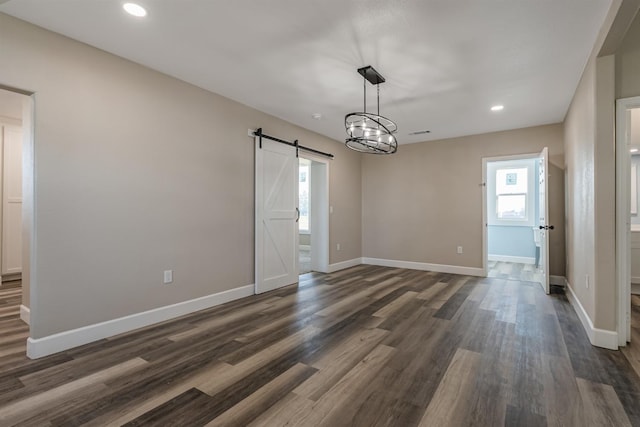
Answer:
[255,137,299,294]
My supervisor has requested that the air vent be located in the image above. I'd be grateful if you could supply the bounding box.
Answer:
[408,130,431,135]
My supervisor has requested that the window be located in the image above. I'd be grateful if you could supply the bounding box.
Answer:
[495,168,528,220]
[299,160,310,232]
[487,159,536,226]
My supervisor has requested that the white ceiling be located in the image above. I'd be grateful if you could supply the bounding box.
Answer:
[0,0,612,144]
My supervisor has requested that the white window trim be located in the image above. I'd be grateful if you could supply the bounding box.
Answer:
[487,159,535,227]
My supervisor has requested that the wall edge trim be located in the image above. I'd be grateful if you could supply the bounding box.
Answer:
[362,257,484,277]
[20,304,30,325]
[26,284,254,359]
[550,275,567,287]
[327,258,363,273]
[565,282,618,350]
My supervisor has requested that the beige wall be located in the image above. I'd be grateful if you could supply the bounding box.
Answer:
[616,10,640,99]
[0,13,362,338]
[563,55,598,328]
[563,5,638,333]
[594,55,616,331]
[362,124,565,276]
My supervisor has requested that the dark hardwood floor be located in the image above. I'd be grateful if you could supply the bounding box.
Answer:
[622,294,640,380]
[1,266,640,426]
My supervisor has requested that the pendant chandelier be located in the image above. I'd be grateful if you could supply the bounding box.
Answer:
[345,65,398,154]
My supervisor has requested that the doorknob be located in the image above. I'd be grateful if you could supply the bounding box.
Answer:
[538,225,555,230]
[295,207,300,222]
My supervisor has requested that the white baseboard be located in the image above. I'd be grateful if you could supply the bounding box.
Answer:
[488,254,535,265]
[565,282,618,350]
[20,304,30,325]
[26,284,255,359]
[632,276,640,285]
[632,283,640,295]
[362,257,485,277]
[550,275,567,287]
[327,258,363,273]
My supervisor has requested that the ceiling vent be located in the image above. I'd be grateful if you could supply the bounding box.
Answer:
[408,130,431,135]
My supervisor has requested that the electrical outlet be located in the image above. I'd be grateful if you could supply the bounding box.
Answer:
[585,274,589,289]
[164,270,173,284]
[330,206,334,214]
[457,246,463,254]
[337,243,341,251]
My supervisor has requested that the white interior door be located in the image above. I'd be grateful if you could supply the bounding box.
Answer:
[538,147,550,294]
[255,137,299,294]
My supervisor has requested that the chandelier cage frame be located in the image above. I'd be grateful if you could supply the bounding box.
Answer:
[344,65,398,154]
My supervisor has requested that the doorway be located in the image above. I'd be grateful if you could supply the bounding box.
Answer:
[483,149,551,294]
[298,155,329,276]
[0,87,32,327]
[616,96,640,349]
[298,158,311,274]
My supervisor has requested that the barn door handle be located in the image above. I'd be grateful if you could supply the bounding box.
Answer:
[296,207,300,222]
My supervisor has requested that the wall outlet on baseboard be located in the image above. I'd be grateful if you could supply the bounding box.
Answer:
[585,274,589,289]
[164,270,173,284]
[336,243,341,251]
[457,246,463,254]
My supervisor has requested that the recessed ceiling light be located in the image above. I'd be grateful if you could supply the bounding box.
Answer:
[123,3,147,17]
[631,148,638,153]
[312,113,322,120]
[491,105,504,112]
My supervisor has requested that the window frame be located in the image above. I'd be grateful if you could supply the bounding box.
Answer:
[487,159,536,227]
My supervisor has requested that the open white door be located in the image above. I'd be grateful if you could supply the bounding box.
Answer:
[255,137,299,294]
[538,147,550,294]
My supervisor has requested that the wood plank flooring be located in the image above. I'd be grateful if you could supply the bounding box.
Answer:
[488,260,544,283]
[1,267,640,426]
[622,294,640,380]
